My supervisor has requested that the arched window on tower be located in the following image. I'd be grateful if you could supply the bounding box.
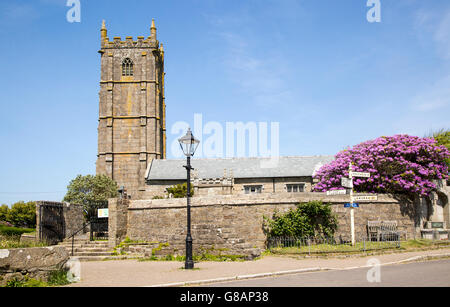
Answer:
[122,58,134,76]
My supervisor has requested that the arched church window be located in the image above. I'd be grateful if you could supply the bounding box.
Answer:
[122,58,134,76]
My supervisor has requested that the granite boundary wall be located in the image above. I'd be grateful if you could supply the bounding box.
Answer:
[108,193,422,257]
[0,246,69,285]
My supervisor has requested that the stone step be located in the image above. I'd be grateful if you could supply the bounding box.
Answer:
[62,237,89,242]
[70,255,136,262]
[59,245,110,251]
[74,251,114,257]
[62,238,108,243]
[72,247,112,253]
[58,242,108,247]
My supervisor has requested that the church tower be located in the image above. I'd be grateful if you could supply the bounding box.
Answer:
[96,20,166,198]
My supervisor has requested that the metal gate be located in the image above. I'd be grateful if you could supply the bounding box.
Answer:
[88,201,108,240]
[39,203,65,245]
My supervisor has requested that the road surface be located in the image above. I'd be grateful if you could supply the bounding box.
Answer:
[207,259,450,287]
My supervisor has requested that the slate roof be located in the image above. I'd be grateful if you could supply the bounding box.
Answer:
[146,156,334,181]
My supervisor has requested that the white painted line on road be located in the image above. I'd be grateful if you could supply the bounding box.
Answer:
[269,267,323,276]
[147,282,186,287]
[147,268,323,287]
[185,276,238,286]
[237,272,273,280]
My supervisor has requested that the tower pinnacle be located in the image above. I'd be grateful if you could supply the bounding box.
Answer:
[101,20,107,41]
[151,18,157,40]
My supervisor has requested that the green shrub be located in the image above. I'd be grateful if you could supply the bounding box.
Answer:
[264,201,338,239]
[47,270,70,286]
[166,183,194,198]
[0,225,35,237]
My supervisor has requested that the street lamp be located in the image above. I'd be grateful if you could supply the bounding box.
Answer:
[178,128,200,269]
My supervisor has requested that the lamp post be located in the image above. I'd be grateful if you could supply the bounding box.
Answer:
[178,128,200,269]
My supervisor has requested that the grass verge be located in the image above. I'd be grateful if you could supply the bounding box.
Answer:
[0,234,47,249]
[1,270,72,288]
[266,239,450,257]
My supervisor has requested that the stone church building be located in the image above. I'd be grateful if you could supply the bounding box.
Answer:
[95,20,333,200]
[95,22,449,249]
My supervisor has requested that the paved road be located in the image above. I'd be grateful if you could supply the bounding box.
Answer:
[207,259,450,287]
[67,249,450,287]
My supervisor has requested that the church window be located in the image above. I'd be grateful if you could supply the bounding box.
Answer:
[122,58,134,76]
[286,184,305,193]
[244,185,263,194]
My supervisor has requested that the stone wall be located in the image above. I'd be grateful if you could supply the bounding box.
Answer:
[0,246,69,285]
[109,193,421,257]
[36,202,85,242]
[108,198,129,247]
[63,203,85,238]
[142,176,314,199]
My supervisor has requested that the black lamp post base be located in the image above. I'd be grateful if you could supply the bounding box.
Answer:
[185,259,194,270]
[185,234,194,269]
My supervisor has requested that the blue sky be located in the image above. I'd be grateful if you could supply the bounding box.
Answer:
[0,0,449,205]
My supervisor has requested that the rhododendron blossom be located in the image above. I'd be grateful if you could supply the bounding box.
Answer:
[313,135,449,196]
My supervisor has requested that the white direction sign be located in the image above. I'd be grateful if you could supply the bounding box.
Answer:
[353,195,378,201]
[326,189,347,196]
[341,177,353,189]
[350,171,371,178]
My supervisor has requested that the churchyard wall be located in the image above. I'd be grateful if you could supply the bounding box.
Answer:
[109,193,421,258]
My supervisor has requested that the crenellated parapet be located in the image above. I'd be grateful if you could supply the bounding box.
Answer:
[99,19,163,54]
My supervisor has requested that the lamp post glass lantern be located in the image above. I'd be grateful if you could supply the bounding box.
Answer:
[178,128,200,157]
[178,128,200,269]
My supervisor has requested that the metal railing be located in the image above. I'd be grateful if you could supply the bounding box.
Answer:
[67,222,89,256]
[266,233,401,255]
[66,219,108,256]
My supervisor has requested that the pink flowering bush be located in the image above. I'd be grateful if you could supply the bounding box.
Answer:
[313,135,450,196]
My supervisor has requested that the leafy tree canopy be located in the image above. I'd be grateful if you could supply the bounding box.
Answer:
[63,174,119,215]
[2,201,36,228]
[429,129,450,168]
[0,204,8,222]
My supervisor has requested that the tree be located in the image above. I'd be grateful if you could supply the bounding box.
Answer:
[429,129,450,168]
[313,134,450,196]
[0,204,8,222]
[166,183,194,198]
[6,201,36,228]
[63,174,119,217]
[264,201,338,238]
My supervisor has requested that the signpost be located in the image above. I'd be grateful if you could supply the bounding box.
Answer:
[341,177,353,189]
[326,189,347,196]
[349,171,371,178]
[344,203,359,208]
[348,164,356,246]
[325,163,377,246]
[353,195,378,201]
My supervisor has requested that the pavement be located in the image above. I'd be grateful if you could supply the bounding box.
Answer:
[66,248,450,287]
